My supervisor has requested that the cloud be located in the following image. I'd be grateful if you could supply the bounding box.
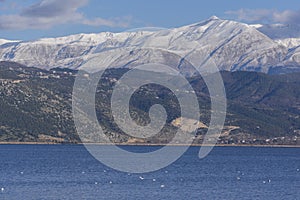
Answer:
[272,10,300,24]
[82,16,132,28]
[225,9,274,23]
[21,0,87,18]
[225,9,300,25]
[0,0,131,30]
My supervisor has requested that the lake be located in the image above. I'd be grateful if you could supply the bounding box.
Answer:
[0,145,299,200]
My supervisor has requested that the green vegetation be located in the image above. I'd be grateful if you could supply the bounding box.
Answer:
[0,61,299,145]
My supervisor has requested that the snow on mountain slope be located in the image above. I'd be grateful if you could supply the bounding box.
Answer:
[0,39,20,45]
[275,38,300,49]
[253,24,300,39]
[82,16,288,74]
[250,23,300,71]
[0,16,299,74]
[252,23,300,48]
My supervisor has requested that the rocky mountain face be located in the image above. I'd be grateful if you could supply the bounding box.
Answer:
[0,61,299,145]
[1,16,300,74]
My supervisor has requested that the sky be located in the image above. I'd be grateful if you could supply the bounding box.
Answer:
[1,0,300,40]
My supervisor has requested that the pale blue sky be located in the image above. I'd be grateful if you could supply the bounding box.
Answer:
[1,0,300,40]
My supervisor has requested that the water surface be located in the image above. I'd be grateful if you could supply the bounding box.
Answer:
[0,145,299,199]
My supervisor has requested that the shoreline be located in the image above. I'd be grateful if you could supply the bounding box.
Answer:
[0,142,299,148]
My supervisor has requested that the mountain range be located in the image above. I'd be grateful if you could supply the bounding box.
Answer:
[1,17,300,145]
[1,16,300,74]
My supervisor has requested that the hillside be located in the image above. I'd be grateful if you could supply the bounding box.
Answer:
[0,61,299,145]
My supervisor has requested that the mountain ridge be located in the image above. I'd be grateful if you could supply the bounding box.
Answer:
[1,16,300,74]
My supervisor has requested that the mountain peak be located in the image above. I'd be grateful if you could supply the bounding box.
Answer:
[187,15,223,28]
[209,15,220,20]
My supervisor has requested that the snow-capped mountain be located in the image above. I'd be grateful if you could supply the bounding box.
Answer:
[1,16,300,74]
[251,23,300,70]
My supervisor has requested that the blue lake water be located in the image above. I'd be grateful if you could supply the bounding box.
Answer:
[0,145,299,200]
